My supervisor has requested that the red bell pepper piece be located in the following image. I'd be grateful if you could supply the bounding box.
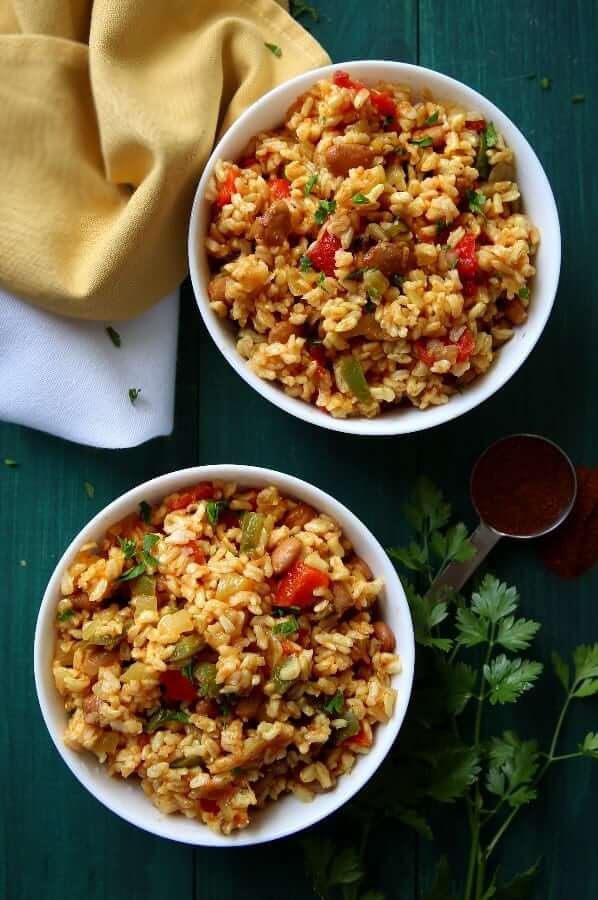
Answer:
[200,799,220,815]
[307,232,341,277]
[371,90,397,118]
[455,234,478,280]
[216,169,238,208]
[275,561,330,609]
[240,157,258,168]
[280,639,299,655]
[350,722,372,747]
[168,482,213,511]
[160,670,197,703]
[456,328,475,362]
[465,119,486,132]
[307,342,328,373]
[333,70,363,90]
[414,340,437,367]
[269,178,291,199]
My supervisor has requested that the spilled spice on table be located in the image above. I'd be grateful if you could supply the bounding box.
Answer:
[540,466,598,578]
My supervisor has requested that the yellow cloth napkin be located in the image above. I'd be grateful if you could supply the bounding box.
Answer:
[0,0,329,320]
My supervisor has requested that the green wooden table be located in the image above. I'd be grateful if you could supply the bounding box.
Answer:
[2,1,597,897]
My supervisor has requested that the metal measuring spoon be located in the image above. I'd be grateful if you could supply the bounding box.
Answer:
[431,434,578,595]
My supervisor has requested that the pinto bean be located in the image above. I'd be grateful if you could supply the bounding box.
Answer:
[81,648,119,677]
[411,124,446,148]
[268,321,302,345]
[235,691,262,720]
[355,662,373,681]
[503,297,527,325]
[271,537,302,574]
[360,241,410,276]
[208,276,228,301]
[195,700,219,718]
[372,621,396,653]
[70,592,97,611]
[326,143,374,176]
[261,201,291,246]
[284,503,317,530]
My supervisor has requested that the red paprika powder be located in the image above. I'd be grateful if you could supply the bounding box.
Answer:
[471,435,575,537]
[540,466,598,578]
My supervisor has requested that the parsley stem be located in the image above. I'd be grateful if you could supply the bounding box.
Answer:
[549,752,584,763]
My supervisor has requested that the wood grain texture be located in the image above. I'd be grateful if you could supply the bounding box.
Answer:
[2,1,597,898]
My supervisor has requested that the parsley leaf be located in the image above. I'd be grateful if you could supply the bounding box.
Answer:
[435,219,448,236]
[383,114,394,127]
[352,192,370,205]
[116,562,146,583]
[410,136,433,147]
[118,536,137,559]
[206,500,227,527]
[305,173,318,195]
[129,387,141,404]
[579,732,598,758]
[83,481,95,498]
[421,857,457,900]
[272,605,301,618]
[346,268,366,281]
[495,616,540,652]
[328,847,364,886]
[455,607,489,647]
[272,616,299,637]
[315,199,336,224]
[572,644,598,696]
[393,273,405,288]
[58,609,75,622]
[467,189,486,215]
[484,121,498,148]
[486,731,539,807]
[303,837,335,899]
[323,689,345,715]
[426,743,481,802]
[424,110,439,126]
[518,286,529,300]
[106,326,121,347]
[144,707,189,734]
[264,42,282,57]
[492,861,541,899]
[139,500,152,524]
[403,476,451,534]
[471,575,519,624]
[300,255,313,272]
[483,655,543,705]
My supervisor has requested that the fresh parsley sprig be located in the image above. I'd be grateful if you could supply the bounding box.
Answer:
[117,532,161,582]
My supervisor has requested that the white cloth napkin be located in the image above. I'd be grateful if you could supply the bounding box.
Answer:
[0,288,179,448]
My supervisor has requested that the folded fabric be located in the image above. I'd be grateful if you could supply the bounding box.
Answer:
[0,0,329,321]
[0,286,179,448]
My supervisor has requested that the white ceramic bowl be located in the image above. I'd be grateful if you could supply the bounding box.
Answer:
[188,60,561,436]
[34,465,415,846]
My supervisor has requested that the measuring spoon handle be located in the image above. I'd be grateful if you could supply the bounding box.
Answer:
[430,521,501,595]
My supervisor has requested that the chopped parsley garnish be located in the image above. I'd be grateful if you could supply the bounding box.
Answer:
[484,121,498,148]
[435,219,448,236]
[139,500,151,524]
[144,707,189,734]
[410,136,434,148]
[264,42,282,57]
[352,192,369,205]
[299,255,313,273]
[273,616,299,636]
[140,533,160,568]
[364,300,376,313]
[518,286,530,300]
[345,268,366,281]
[304,173,318,195]
[83,481,95,498]
[118,562,147,583]
[323,690,345,715]
[181,662,194,682]
[317,272,329,291]
[290,0,320,22]
[383,115,394,127]
[128,388,141,404]
[467,189,486,216]
[206,500,227,527]
[106,326,121,347]
[314,199,336,224]
[424,110,439,125]
[4,458,18,468]
[572,94,586,104]
[367,286,380,302]
[393,273,405,288]
[219,699,232,719]
[272,605,301,618]
[539,77,551,90]
[118,536,137,559]
[58,609,75,622]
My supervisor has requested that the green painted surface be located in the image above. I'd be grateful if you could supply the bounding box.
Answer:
[2,1,597,897]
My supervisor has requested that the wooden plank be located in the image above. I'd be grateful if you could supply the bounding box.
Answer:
[417,0,598,896]
[0,297,200,900]
[194,2,419,897]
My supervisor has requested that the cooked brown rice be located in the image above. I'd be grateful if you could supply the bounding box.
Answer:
[205,70,539,418]
[52,480,400,833]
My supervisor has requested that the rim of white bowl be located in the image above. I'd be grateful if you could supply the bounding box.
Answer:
[34,465,415,847]
[188,60,561,436]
